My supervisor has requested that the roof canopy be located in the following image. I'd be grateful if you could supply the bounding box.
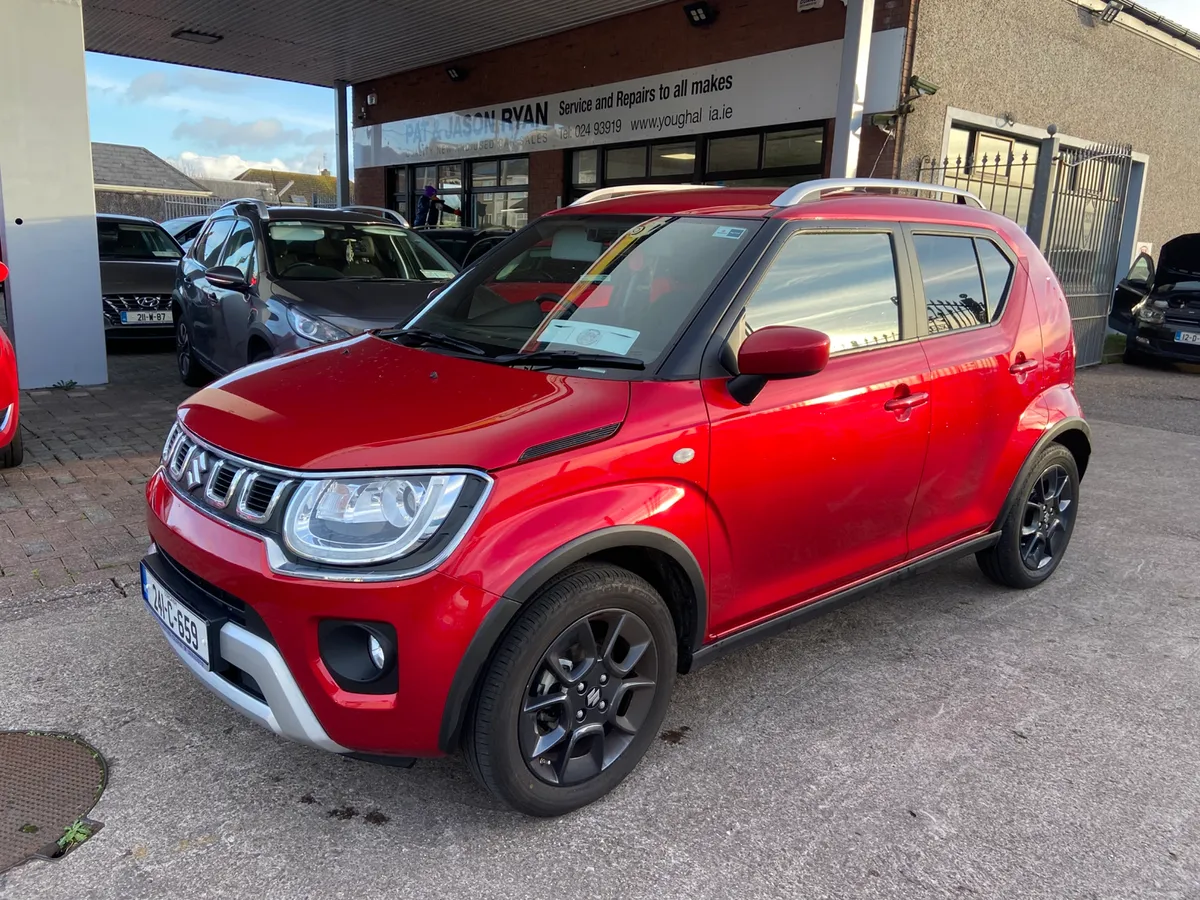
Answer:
[83,0,671,87]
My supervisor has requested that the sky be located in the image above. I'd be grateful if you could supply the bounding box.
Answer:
[83,0,1200,182]
[85,52,335,181]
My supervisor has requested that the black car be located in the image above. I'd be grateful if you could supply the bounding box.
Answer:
[1110,233,1200,366]
[416,226,514,268]
[99,214,184,342]
[161,215,209,253]
[174,200,459,386]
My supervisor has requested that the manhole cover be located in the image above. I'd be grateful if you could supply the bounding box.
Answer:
[0,732,107,874]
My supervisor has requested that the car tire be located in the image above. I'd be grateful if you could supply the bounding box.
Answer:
[250,348,272,364]
[177,316,211,387]
[464,563,677,817]
[1122,341,1147,366]
[977,443,1080,590]
[0,427,23,469]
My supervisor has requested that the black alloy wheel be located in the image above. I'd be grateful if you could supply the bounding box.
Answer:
[977,443,1080,589]
[1019,464,1074,572]
[176,317,210,387]
[465,563,677,816]
[520,609,658,786]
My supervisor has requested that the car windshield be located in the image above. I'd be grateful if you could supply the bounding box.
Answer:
[405,215,758,376]
[265,221,458,281]
[98,221,182,261]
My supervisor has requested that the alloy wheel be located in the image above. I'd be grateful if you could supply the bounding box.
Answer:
[1020,463,1074,571]
[520,609,658,786]
[177,321,191,379]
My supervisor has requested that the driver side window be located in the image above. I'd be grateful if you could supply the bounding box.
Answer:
[1127,253,1153,286]
[196,218,235,269]
[219,221,257,280]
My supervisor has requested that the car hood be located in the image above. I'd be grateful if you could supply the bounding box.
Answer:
[99,259,179,295]
[177,334,631,471]
[274,279,443,333]
[1156,233,1200,289]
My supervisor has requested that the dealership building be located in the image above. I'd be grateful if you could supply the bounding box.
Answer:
[3,0,1200,384]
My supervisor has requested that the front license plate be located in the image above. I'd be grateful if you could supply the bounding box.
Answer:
[120,310,173,325]
[142,565,211,666]
[1175,331,1200,345]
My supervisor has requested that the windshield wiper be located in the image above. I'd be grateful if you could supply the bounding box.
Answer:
[494,350,645,370]
[376,327,486,356]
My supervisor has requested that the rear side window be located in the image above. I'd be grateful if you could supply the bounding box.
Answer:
[743,232,901,353]
[912,234,1013,334]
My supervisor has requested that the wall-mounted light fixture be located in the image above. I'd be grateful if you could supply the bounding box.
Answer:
[1098,1,1123,23]
[446,65,467,82]
[366,91,378,106]
[683,2,717,27]
[170,28,223,45]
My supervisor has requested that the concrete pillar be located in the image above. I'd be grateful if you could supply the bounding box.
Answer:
[830,0,876,179]
[0,0,107,388]
[335,81,351,207]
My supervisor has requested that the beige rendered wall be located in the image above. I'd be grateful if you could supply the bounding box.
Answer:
[898,0,1200,255]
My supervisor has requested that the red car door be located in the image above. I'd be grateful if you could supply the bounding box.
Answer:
[903,228,1046,555]
[703,225,932,639]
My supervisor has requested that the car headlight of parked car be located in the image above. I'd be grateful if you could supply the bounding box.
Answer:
[1135,301,1167,324]
[286,306,350,343]
[282,474,470,565]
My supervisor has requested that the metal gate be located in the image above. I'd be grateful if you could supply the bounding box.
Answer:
[1043,141,1133,367]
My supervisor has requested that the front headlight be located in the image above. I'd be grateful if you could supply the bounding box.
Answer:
[282,474,467,565]
[286,306,349,343]
[1136,302,1166,324]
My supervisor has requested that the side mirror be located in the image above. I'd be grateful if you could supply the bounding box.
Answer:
[207,265,249,290]
[0,261,8,283]
[730,325,830,405]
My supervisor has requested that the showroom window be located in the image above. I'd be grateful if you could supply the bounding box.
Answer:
[567,121,827,201]
[940,126,1041,227]
[386,155,528,229]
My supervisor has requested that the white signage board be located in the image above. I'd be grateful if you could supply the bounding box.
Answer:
[354,30,906,168]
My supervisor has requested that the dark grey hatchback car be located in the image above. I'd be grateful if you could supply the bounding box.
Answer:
[174,201,459,385]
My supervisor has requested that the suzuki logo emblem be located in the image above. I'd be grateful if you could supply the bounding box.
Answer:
[586,687,601,708]
[184,450,210,491]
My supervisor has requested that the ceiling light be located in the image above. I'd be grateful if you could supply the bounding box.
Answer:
[446,65,467,82]
[170,28,223,45]
[683,2,717,27]
[661,152,697,160]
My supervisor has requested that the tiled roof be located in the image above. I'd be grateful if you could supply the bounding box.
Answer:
[235,169,348,205]
[91,142,209,193]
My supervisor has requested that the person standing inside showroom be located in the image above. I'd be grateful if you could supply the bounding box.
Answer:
[413,185,462,227]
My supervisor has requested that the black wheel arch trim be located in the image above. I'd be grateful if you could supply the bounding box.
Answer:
[993,416,1091,532]
[436,525,708,753]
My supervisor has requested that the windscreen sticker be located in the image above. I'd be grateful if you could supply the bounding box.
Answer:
[152,250,179,257]
[420,269,456,279]
[712,226,748,240]
[541,320,639,356]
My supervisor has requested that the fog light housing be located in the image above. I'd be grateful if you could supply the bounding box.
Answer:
[317,620,398,695]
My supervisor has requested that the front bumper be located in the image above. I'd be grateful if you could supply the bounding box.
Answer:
[1130,322,1200,363]
[143,468,504,758]
[105,323,175,340]
[142,550,347,752]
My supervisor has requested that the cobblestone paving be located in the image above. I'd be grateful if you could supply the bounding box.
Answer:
[0,349,188,596]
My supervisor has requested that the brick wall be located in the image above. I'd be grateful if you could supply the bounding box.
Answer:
[354,0,910,125]
[529,150,565,215]
[352,166,385,207]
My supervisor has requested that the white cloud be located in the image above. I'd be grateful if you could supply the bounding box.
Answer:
[173,116,308,149]
[168,150,330,180]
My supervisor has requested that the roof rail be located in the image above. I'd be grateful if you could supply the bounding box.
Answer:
[569,184,721,207]
[771,178,984,209]
[217,197,272,220]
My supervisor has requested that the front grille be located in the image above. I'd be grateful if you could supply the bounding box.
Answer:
[103,294,172,312]
[162,423,293,529]
[1164,313,1199,327]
